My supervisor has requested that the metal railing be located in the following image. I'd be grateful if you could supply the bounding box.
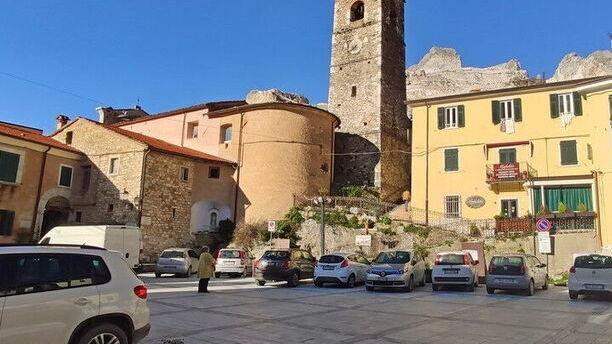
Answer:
[486,162,537,184]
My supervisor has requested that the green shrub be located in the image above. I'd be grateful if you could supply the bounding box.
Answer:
[378,216,392,225]
[378,226,396,236]
[412,243,430,262]
[340,185,365,197]
[444,240,453,247]
[557,202,569,213]
[577,203,588,212]
[469,224,481,237]
[403,224,431,239]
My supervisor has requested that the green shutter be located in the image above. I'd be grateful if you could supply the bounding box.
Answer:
[437,107,445,130]
[59,166,73,187]
[444,148,458,172]
[572,92,582,116]
[560,140,578,165]
[513,98,522,122]
[550,94,559,118]
[492,101,501,124]
[457,105,465,127]
[0,150,20,183]
[0,210,15,236]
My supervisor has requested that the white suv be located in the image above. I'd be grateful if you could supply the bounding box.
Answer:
[0,245,150,344]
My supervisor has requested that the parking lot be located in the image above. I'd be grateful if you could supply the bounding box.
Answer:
[141,274,612,344]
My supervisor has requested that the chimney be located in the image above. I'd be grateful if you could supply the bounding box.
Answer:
[55,115,70,130]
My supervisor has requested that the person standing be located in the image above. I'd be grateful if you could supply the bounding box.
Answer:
[197,246,215,293]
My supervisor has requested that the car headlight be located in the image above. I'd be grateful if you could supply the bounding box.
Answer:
[398,269,405,275]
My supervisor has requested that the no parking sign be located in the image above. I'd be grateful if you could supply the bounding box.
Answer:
[536,218,552,232]
[536,218,552,254]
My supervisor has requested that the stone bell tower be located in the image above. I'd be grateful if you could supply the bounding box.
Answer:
[329,0,410,201]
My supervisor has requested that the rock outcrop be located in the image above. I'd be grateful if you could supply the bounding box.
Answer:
[406,47,538,101]
[245,89,309,105]
[549,50,612,82]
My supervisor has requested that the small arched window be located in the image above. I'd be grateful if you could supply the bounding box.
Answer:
[221,125,232,143]
[209,211,218,227]
[350,1,365,22]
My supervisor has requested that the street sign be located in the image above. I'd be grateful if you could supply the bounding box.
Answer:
[267,220,277,233]
[538,231,552,254]
[536,218,552,232]
[355,235,372,247]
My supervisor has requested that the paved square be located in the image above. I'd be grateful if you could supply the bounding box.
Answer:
[141,275,612,344]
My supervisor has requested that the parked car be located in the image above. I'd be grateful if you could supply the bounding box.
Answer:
[314,252,370,288]
[253,249,316,287]
[155,248,200,278]
[215,248,252,278]
[486,254,548,296]
[366,250,426,292]
[568,253,612,300]
[39,225,142,269]
[432,251,478,291]
[0,244,150,344]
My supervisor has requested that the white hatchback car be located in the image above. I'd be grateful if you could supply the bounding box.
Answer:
[314,252,371,288]
[431,251,478,291]
[215,248,252,278]
[0,244,150,344]
[568,253,612,300]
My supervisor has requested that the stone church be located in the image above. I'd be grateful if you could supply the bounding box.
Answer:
[329,0,410,202]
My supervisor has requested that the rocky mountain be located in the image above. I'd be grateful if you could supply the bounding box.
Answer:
[548,50,612,82]
[246,89,310,105]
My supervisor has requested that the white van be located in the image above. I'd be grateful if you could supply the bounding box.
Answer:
[39,225,142,269]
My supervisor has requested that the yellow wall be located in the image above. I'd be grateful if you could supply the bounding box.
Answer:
[410,83,612,246]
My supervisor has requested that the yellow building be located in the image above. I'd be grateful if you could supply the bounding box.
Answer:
[409,76,612,249]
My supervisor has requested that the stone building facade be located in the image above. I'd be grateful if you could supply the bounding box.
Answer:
[328,0,410,201]
[52,118,235,261]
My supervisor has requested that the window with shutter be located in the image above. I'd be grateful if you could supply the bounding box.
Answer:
[437,108,445,130]
[559,140,578,166]
[59,165,73,188]
[492,101,501,124]
[499,148,517,163]
[457,105,465,127]
[0,209,15,236]
[0,150,21,183]
[444,148,459,172]
[513,99,522,122]
[572,92,582,116]
[550,94,559,118]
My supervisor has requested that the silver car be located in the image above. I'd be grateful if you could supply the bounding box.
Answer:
[366,250,426,292]
[568,253,612,300]
[155,248,200,278]
[486,254,548,296]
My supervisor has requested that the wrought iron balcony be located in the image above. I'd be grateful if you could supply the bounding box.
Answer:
[486,162,537,184]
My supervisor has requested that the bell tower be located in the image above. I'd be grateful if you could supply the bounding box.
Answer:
[329,0,409,201]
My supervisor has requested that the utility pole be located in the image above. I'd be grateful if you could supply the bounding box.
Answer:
[315,197,328,257]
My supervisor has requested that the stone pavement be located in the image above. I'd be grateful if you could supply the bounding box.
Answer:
[140,274,612,344]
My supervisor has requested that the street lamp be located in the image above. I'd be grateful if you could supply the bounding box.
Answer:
[313,196,332,257]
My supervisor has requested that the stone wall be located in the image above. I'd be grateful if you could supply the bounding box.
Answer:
[140,151,194,261]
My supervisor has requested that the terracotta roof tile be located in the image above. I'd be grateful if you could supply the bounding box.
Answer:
[0,122,82,154]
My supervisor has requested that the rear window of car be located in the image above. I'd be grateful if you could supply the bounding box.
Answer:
[219,250,241,259]
[437,254,465,265]
[373,251,411,264]
[319,255,344,264]
[574,255,612,269]
[261,251,289,260]
[491,256,523,267]
[160,250,184,258]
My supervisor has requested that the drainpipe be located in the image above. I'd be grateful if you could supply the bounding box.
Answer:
[180,113,187,147]
[425,103,431,226]
[31,146,51,242]
[592,170,603,248]
[232,113,245,223]
[138,149,151,227]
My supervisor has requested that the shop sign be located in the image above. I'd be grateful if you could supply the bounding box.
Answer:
[465,196,486,209]
[493,163,520,180]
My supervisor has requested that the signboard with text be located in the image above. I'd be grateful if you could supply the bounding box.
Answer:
[267,220,277,233]
[492,163,520,180]
[538,232,552,254]
[355,235,372,247]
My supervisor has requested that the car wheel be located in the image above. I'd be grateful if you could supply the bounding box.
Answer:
[314,280,323,288]
[542,276,548,290]
[366,286,374,292]
[406,275,414,293]
[525,279,535,296]
[256,280,266,286]
[155,272,161,278]
[345,274,356,288]
[77,323,128,344]
[182,266,192,278]
[287,272,299,287]
[215,272,221,279]
[432,284,440,291]
[486,287,495,295]
[569,291,579,300]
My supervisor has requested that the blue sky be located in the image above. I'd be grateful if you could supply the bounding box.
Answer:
[1,0,610,133]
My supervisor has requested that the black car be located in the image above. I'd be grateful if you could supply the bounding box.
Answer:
[253,249,316,287]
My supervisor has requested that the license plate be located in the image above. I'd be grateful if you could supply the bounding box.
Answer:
[496,278,516,284]
[585,284,604,290]
[322,266,335,270]
[444,270,459,275]
[164,266,176,269]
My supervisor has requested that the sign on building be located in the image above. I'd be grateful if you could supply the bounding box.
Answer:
[538,232,552,254]
[492,163,520,180]
[267,220,276,233]
[355,235,372,247]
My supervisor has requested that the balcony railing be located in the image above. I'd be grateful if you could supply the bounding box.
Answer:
[494,212,596,235]
[486,162,537,184]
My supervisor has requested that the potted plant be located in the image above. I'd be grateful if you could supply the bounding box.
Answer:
[575,202,596,218]
[536,206,551,218]
[555,202,575,218]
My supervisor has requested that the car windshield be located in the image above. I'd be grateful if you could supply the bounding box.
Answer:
[219,250,241,259]
[160,250,184,258]
[437,254,465,265]
[261,251,289,260]
[373,251,410,264]
[319,255,344,264]
[575,255,612,269]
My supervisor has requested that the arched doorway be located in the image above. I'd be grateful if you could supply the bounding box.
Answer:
[40,196,71,237]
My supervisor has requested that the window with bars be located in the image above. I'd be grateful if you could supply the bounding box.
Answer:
[444,196,461,218]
